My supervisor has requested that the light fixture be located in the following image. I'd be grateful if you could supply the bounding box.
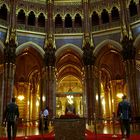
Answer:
[116,93,123,99]
[36,100,39,107]
[18,95,24,101]
[42,96,46,102]
[67,95,74,104]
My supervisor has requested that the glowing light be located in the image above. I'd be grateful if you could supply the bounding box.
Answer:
[18,95,24,101]
[36,100,39,106]
[96,95,98,100]
[67,95,74,104]
[42,96,46,102]
[117,93,124,98]
[102,98,105,105]
[112,99,114,103]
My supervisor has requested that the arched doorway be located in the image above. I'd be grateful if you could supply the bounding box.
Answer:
[94,43,126,118]
[15,46,43,123]
[56,44,83,117]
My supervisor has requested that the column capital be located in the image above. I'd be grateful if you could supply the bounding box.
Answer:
[121,36,136,60]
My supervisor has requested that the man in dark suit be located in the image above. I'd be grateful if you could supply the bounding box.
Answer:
[117,95,132,139]
[4,97,19,140]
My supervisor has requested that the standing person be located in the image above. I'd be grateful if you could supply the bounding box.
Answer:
[43,106,49,130]
[117,95,132,139]
[4,97,19,140]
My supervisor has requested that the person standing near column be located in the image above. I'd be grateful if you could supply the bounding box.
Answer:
[4,97,19,140]
[43,106,49,130]
[117,95,132,139]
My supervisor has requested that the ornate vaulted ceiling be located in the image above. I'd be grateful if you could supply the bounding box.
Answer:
[24,0,82,4]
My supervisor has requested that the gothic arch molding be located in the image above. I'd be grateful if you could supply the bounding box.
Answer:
[94,39,122,57]
[16,41,45,58]
[56,43,83,58]
[134,34,140,49]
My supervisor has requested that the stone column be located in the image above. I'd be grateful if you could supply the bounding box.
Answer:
[82,43,95,123]
[82,0,90,34]
[43,46,56,118]
[43,0,56,118]
[3,49,16,113]
[82,0,95,121]
[94,69,102,119]
[35,16,38,28]
[47,0,54,34]
[0,64,4,122]
[121,36,140,117]
[25,15,28,29]
[44,66,56,118]
[9,0,17,29]
[2,0,17,120]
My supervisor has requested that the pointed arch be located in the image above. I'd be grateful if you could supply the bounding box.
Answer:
[55,14,63,28]
[94,39,122,57]
[0,4,8,20]
[111,7,120,21]
[56,43,83,58]
[28,11,35,26]
[17,9,26,24]
[101,9,109,24]
[92,11,99,26]
[0,3,9,12]
[38,13,45,27]
[74,13,82,27]
[65,14,72,28]
[129,0,138,17]
[16,41,45,58]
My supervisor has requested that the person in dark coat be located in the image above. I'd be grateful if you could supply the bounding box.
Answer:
[4,97,19,140]
[117,95,132,139]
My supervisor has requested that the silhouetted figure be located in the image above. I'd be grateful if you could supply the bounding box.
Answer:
[43,107,49,130]
[4,97,19,140]
[117,95,131,139]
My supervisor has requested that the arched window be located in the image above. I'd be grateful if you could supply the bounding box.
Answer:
[17,9,25,24]
[129,0,137,17]
[92,11,99,26]
[28,11,35,26]
[74,13,82,27]
[65,14,72,28]
[101,9,109,24]
[38,13,45,27]
[111,7,120,21]
[0,4,7,20]
[55,14,62,28]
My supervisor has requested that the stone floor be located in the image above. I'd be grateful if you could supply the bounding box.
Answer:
[0,120,140,138]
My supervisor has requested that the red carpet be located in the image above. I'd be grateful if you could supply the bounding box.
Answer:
[1,130,140,140]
